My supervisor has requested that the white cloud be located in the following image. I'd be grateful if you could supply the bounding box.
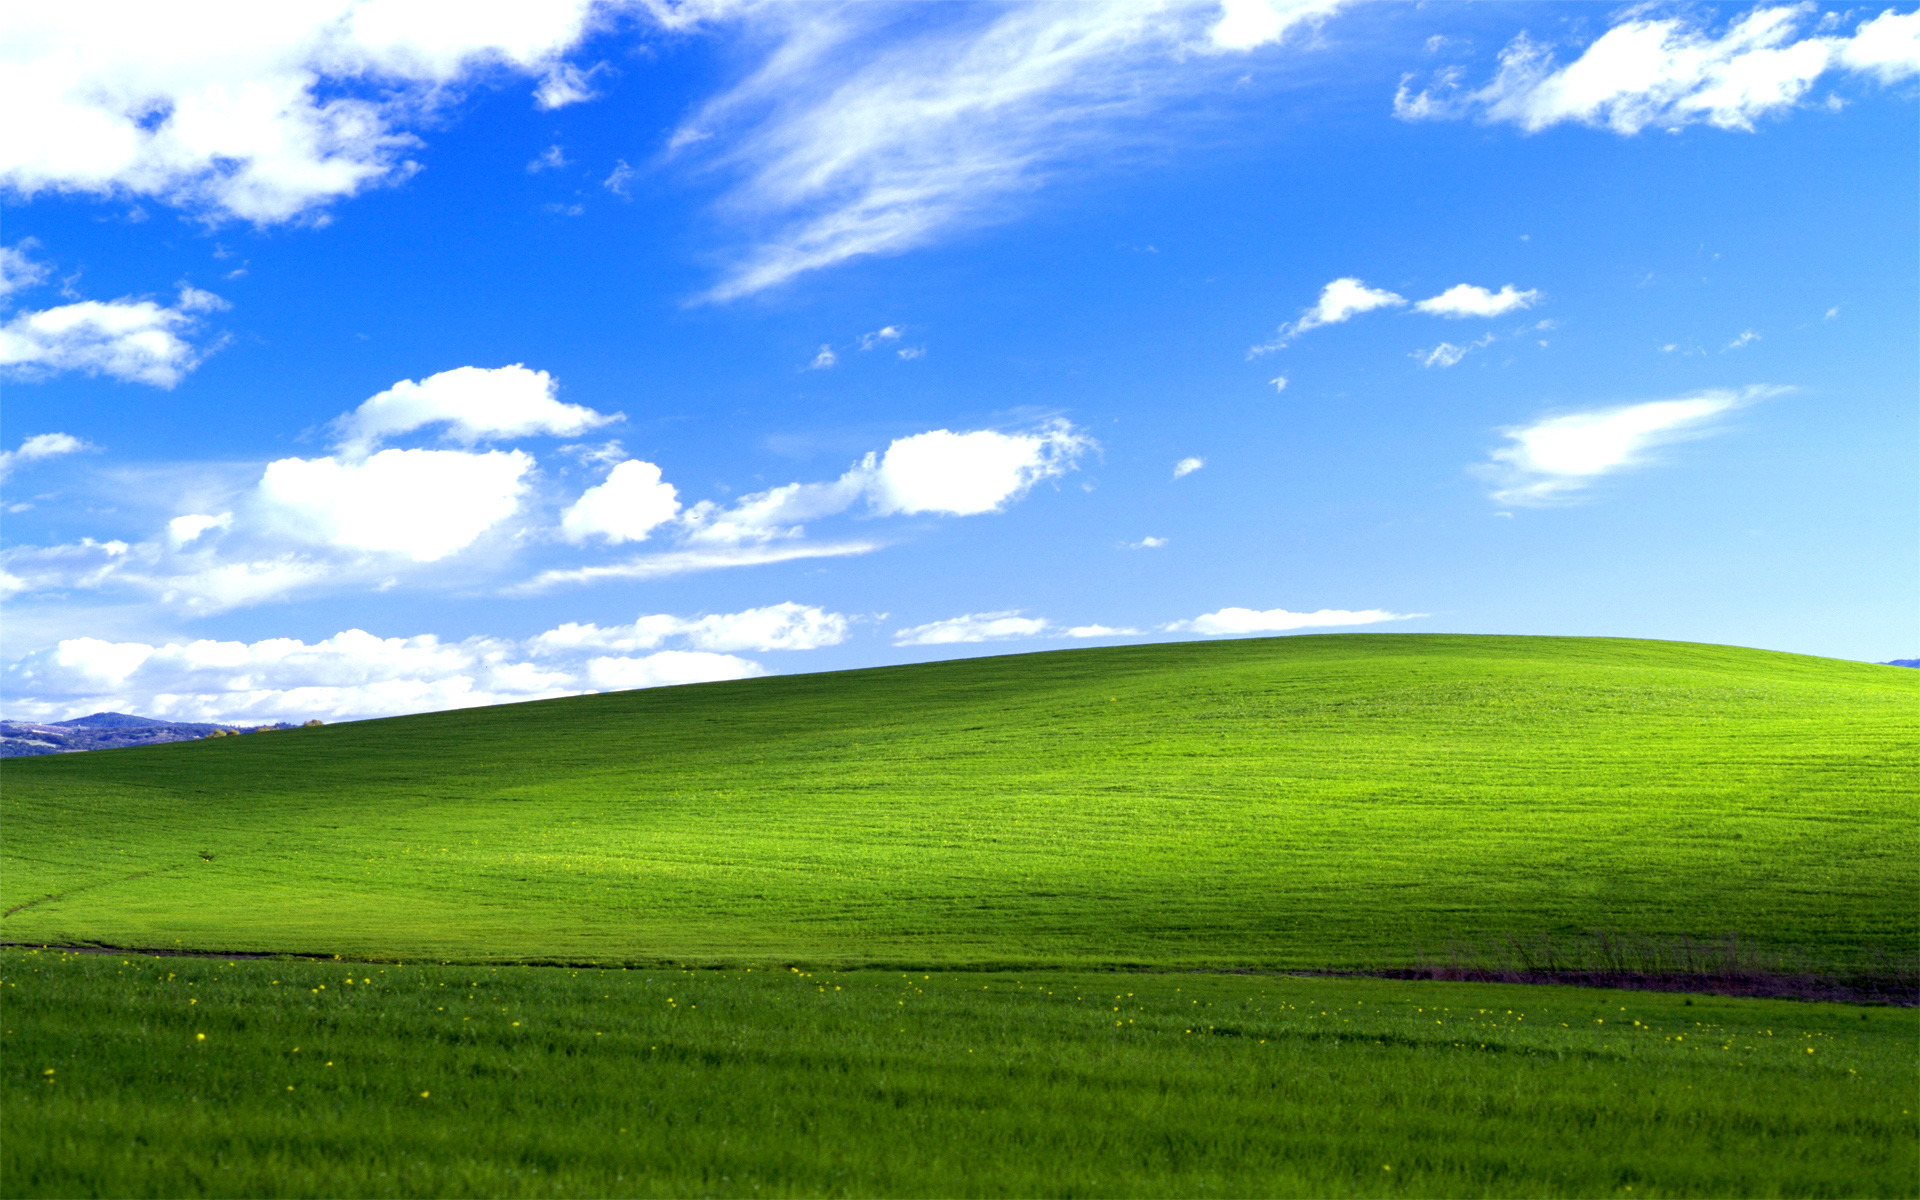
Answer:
[1210,0,1340,51]
[167,511,233,547]
[603,158,636,198]
[672,1,1346,300]
[1413,283,1541,318]
[1726,329,1760,350]
[870,424,1089,516]
[897,346,925,361]
[1127,536,1169,549]
[530,602,849,656]
[1,623,768,725]
[679,421,1091,548]
[0,287,225,387]
[585,651,762,691]
[0,240,50,298]
[857,325,902,350]
[1173,456,1205,479]
[1252,277,1405,353]
[527,144,568,173]
[257,447,531,561]
[892,611,1052,646]
[1397,6,1920,135]
[1840,8,1920,83]
[560,459,681,545]
[333,364,617,457]
[0,431,87,479]
[1168,606,1415,635]
[513,540,882,592]
[0,1,610,223]
[1482,387,1770,504]
[1416,333,1494,368]
[1065,624,1140,637]
[808,344,837,370]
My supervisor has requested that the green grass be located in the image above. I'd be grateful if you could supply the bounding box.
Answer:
[4,947,1915,1198]
[4,635,1914,973]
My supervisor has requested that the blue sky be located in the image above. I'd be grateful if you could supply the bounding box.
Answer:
[2,0,1914,723]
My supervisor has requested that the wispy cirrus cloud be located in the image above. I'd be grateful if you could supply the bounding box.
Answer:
[668,0,1346,300]
[891,609,1139,646]
[1481,386,1776,505]
[1395,6,1920,135]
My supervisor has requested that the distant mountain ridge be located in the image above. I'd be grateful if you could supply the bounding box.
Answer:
[0,712,296,758]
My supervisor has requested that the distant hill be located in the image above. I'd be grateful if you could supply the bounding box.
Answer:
[1883,659,1920,668]
[2,635,1912,976]
[0,712,294,757]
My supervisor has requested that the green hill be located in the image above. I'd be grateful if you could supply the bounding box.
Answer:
[3,634,1914,975]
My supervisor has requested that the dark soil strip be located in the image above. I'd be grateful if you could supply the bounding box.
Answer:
[5,942,1913,1006]
[1283,966,1918,1007]
[2,864,189,918]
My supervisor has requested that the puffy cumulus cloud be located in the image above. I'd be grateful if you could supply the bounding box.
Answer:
[869,425,1090,516]
[1209,0,1341,51]
[893,611,1052,647]
[0,605,833,724]
[1396,6,1920,135]
[334,364,618,457]
[0,1,610,224]
[1251,277,1405,353]
[679,422,1091,547]
[0,431,88,480]
[530,603,849,655]
[1173,456,1205,479]
[167,511,233,547]
[1414,283,1540,319]
[672,1,1346,300]
[585,651,762,691]
[257,447,531,561]
[0,287,227,387]
[1167,607,1415,635]
[1481,387,1770,505]
[560,459,680,545]
[1841,8,1920,83]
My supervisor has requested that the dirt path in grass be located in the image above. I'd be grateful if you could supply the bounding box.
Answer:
[2,862,192,919]
[3,941,1912,1005]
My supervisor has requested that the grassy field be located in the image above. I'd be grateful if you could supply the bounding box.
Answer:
[5,946,1915,1198]
[3,635,1914,975]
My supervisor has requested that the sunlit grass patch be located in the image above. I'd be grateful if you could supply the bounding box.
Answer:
[3,948,1915,1198]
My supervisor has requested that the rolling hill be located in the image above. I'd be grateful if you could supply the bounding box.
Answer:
[3,634,1914,976]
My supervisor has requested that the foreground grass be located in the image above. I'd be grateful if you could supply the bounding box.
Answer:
[3,948,1913,1199]
[4,636,1915,973]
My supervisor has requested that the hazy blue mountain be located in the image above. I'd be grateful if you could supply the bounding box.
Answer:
[0,713,295,757]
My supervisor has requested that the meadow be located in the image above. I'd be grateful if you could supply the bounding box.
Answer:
[3,634,1916,1196]
[5,947,1915,1198]
[2,636,1915,975]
